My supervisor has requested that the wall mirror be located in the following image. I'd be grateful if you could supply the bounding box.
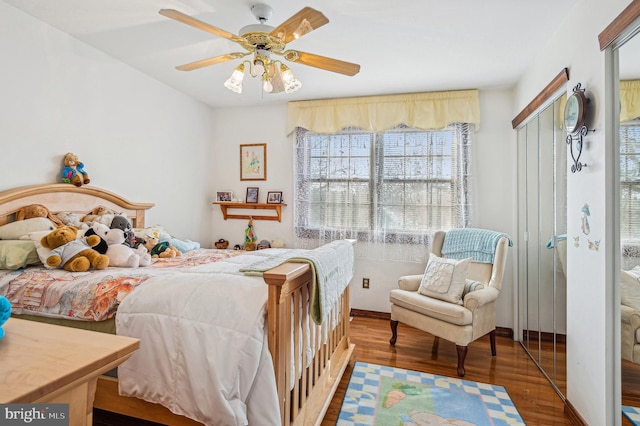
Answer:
[599,1,640,421]
[514,71,568,398]
[618,25,640,418]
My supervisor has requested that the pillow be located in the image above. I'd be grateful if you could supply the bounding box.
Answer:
[26,230,56,269]
[462,279,485,298]
[0,240,40,270]
[622,268,640,310]
[0,218,56,240]
[418,254,471,304]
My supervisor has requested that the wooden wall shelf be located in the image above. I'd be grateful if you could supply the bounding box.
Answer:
[213,202,287,222]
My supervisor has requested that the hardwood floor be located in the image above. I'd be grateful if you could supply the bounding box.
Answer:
[321,316,571,425]
[94,316,572,425]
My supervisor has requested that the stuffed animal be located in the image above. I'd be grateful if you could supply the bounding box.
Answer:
[143,236,181,258]
[84,223,109,254]
[214,239,229,249]
[55,211,88,230]
[40,226,109,272]
[270,239,286,248]
[61,152,90,187]
[0,295,10,339]
[110,215,138,248]
[16,204,64,227]
[93,223,150,267]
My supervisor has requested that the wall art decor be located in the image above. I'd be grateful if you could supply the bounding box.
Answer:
[240,143,266,181]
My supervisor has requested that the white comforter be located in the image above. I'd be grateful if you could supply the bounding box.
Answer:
[115,249,295,426]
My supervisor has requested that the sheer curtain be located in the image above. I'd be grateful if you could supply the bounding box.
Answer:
[293,124,473,262]
[289,90,479,262]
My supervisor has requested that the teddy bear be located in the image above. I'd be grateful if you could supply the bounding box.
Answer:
[55,211,88,230]
[40,226,109,272]
[16,204,64,227]
[93,223,151,267]
[110,215,139,248]
[143,236,181,258]
[61,152,90,187]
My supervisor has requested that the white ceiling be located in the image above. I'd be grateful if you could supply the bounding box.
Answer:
[4,0,580,109]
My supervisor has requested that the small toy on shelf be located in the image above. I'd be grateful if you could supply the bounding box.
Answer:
[244,218,257,251]
[61,152,90,187]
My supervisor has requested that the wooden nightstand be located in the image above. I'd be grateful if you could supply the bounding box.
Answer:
[0,318,139,426]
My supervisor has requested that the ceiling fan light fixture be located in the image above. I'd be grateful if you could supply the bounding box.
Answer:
[280,63,302,93]
[224,63,245,93]
[262,73,273,93]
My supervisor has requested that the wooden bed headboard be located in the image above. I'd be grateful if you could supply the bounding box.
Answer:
[0,184,154,228]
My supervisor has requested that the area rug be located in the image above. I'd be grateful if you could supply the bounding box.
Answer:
[337,361,525,426]
[623,405,640,425]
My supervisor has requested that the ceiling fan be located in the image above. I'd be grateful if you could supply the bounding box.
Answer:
[159,4,360,94]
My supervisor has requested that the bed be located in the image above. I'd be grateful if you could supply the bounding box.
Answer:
[0,183,355,426]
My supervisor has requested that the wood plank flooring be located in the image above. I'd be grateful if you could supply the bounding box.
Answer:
[94,316,576,425]
[320,316,571,425]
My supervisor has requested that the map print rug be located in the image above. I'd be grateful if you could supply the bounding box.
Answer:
[337,361,525,426]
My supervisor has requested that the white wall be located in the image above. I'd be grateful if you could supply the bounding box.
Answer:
[209,89,518,326]
[0,2,217,244]
[513,0,629,424]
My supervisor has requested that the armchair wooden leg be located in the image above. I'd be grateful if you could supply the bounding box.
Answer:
[490,330,496,356]
[431,336,440,357]
[456,345,468,377]
[390,320,398,345]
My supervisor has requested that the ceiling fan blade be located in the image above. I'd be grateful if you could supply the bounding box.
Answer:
[159,9,244,43]
[270,7,329,43]
[283,50,360,76]
[176,52,248,71]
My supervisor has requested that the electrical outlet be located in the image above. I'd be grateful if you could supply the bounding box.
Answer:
[362,278,370,289]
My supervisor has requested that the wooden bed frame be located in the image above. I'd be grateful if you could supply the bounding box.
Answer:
[0,184,355,426]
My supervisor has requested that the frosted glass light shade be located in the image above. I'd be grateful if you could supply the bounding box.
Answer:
[224,64,245,93]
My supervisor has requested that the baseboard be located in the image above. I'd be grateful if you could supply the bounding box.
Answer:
[564,399,588,425]
[522,329,567,344]
[350,309,514,338]
[350,309,390,320]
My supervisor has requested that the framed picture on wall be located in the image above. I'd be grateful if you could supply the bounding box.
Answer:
[267,191,282,204]
[246,187,259,203]
[216,191,233,202]
[240,143,267,181]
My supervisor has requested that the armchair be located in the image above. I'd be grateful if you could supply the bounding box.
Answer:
[389,229,510,377]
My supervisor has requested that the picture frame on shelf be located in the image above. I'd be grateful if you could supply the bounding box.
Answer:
[246,187,259,203]
[216,191,233,202]
[240,143,267,181]
[267,191,283,204]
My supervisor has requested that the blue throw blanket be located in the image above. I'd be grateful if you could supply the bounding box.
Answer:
[441,228,512,263]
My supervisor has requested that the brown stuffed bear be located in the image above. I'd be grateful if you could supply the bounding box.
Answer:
[16,204,64,227]
[61,152,90,187]
[41,226,109,272]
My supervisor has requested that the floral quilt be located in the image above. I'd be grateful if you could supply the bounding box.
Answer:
[0,248,244,321]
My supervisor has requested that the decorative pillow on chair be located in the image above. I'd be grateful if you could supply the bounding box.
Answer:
[418,254,471,304]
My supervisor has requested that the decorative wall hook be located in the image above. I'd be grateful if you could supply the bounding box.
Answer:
[564,83,594,173]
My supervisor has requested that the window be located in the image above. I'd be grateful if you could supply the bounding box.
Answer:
[294,124,472,258]
[620,121,640,240]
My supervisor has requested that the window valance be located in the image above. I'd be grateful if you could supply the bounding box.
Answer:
[621,80,640,123]
[287,89,480,135]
